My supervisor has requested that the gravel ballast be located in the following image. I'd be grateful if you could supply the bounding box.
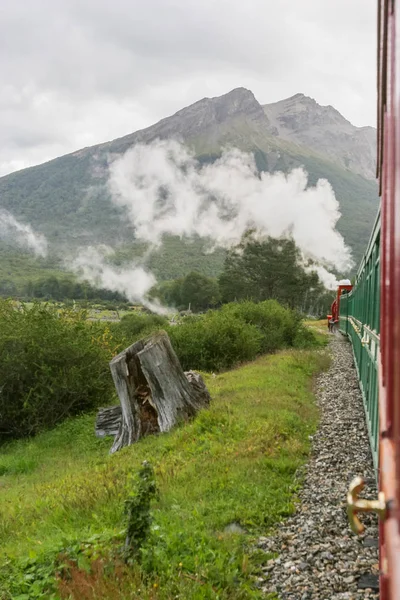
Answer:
[258,333,379,599]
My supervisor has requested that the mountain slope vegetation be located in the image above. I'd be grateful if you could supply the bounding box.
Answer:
[0,88,379,285]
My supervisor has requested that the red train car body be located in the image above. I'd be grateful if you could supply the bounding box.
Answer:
[377,0,400,597]
[328,282,353,329]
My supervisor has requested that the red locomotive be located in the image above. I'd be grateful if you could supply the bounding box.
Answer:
[327,280,352,332]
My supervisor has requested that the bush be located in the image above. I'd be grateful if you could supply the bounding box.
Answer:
[113,313,169,344]
[167,300,316,372]
[220,300,301,353]
[109,301,316,373]
[0,301,115,441]
[292,323,319,348]
[167,311,263,372]
[124,461,158,559]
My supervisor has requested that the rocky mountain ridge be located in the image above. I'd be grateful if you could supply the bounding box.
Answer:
[0,87,379,269]
[263,93,376,180]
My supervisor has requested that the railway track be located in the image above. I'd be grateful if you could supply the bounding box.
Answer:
[259,335,379,599]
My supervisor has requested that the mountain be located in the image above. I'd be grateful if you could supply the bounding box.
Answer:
[0,88,379,285]
[99,87,274,152]
[263,93,377,180]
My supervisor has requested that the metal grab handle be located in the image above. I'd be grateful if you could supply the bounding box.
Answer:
[347,476,386,534]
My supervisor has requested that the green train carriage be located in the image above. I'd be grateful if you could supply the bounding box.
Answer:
[338,210,381,470]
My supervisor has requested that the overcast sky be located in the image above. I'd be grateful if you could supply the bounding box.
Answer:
[0,0,376,177]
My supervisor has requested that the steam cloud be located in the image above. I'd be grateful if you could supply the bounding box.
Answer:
[74,140,353,305]
[71,246,170,314]
[109,140,352,273]
[0,209,47,257]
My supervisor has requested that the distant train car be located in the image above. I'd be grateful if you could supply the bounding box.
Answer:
[327,279,352,331]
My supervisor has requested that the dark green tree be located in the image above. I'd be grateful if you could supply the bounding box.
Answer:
[151,272,220,312]
[179,272,220,312]
[0,279,17,297]
[219,234,325,310]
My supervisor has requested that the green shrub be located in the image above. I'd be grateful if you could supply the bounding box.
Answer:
[124,461,158,559]
[220,300,301,353]
[0,301,114,441]
[292,323,319,348]
[167,300,316,372]
[113,312,168,343]
[167,311,263,372]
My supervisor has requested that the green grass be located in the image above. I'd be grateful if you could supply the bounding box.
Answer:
[86,308,131,321]
[0,348,329,599]
[305,319,330,342]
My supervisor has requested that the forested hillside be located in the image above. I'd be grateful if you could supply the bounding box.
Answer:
[0,88,379,289]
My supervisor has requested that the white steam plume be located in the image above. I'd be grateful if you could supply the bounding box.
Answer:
[72,140,353,305]
[109,140,353,271]
[71,246,170,314]
[304,264,341,291]
[0,209,47,257]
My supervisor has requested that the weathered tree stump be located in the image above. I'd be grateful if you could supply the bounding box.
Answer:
[96,332,211,453]
[96,405,122,438]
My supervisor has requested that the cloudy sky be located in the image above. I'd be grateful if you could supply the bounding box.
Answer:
[1,0,376,177]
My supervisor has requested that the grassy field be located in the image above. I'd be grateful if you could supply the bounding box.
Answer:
[13,302,132,322]
[86,307,132,321]
[0,347,329,599]
[305,319,329,337]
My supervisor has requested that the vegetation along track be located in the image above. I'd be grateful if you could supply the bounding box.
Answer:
[258,334,379,600]
[0,341,327,599]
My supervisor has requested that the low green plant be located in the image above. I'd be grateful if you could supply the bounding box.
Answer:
[108,299,318,374]
[166,300,318,372]
[0,456,38,476]
[124,462,158,559]
[220,300,300,352]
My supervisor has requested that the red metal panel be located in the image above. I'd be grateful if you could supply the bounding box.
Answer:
[378,0,400,597]
[329,285,352,324]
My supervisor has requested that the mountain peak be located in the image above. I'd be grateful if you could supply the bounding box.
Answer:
[265,93,348,124]
[100,87,270,154]
[288,92,316,103]
[263,94,376,179]
[172,86,263,123]
[218,86,254,98]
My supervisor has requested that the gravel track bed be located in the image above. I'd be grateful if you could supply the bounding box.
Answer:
[258,334,379,599]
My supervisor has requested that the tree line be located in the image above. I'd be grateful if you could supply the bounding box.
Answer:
[0,234,335,314]
[0,276,127,303]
